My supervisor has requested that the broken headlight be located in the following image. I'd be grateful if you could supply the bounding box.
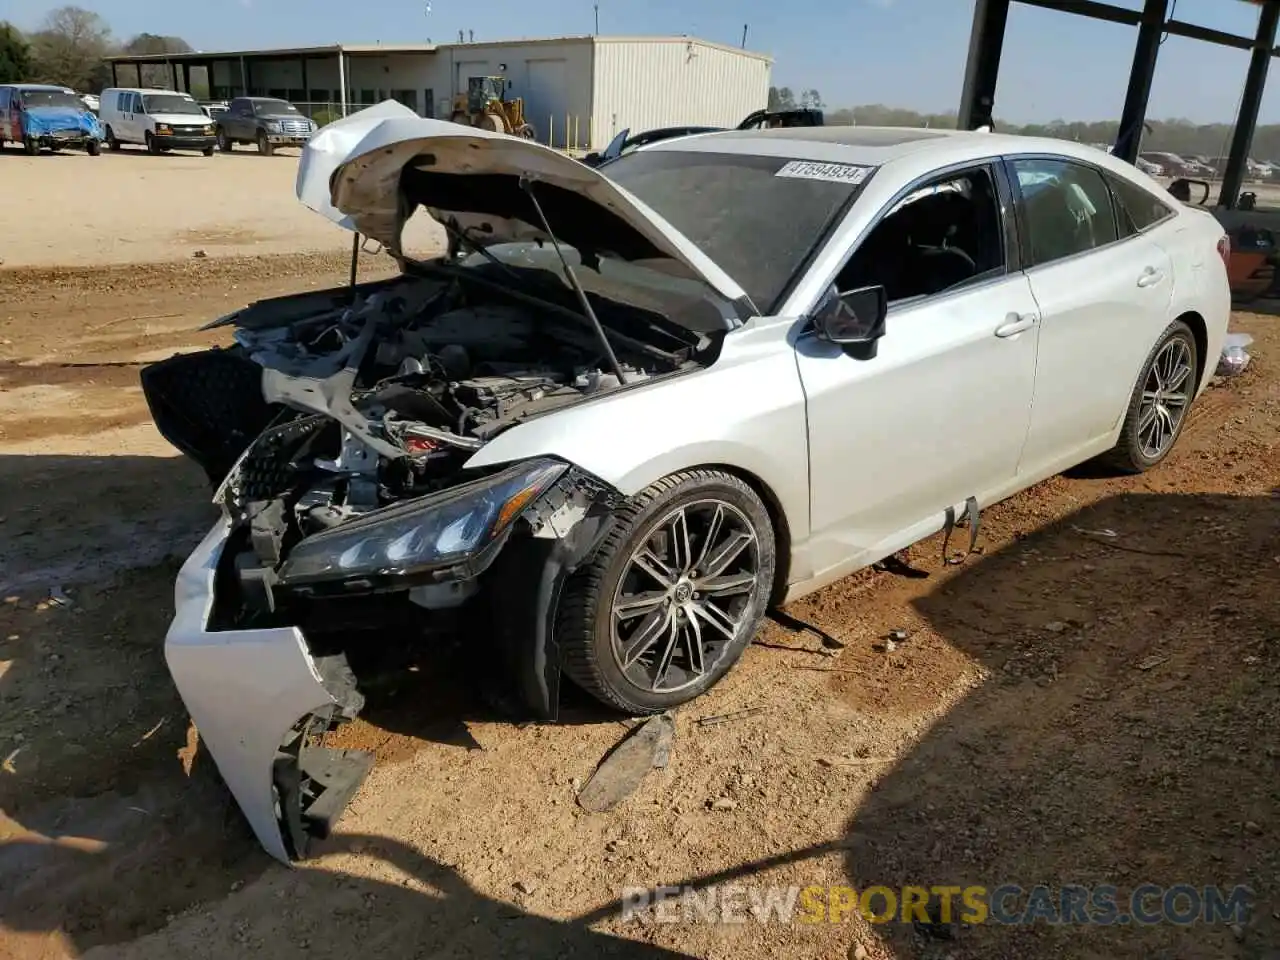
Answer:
[276,458,567,586]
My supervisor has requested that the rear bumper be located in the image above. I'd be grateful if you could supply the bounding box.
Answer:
[166,520,371,864]
[154,134,216,150]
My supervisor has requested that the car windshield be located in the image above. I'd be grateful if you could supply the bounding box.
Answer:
[143,94,203,116]
[602,149,871,312]
[20,90,82,110]
[254,100,299,116]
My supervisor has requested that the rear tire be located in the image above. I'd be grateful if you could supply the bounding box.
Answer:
[558,469,775,714]
[23,137,38,156]
[1101,319,1199,473]
[86,139,101,156]
[257,131,273,156]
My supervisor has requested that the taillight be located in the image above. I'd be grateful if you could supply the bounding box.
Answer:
[1217,234,1231,267]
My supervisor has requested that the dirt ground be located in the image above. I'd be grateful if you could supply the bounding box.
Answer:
[0,248,1276,960]
[0,151,442,268]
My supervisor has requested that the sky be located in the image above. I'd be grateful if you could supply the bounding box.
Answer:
[2,0,1279,124]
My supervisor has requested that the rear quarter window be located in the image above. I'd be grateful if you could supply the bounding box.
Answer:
[1106,173,1176,237]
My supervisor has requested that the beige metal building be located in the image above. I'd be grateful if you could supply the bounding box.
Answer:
[105,35,773,150]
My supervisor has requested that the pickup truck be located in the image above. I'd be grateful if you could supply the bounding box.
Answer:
[215,97,316,155]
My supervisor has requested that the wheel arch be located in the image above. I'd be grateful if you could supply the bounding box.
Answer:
[675,462,793,608]
[1174,309,1209,392]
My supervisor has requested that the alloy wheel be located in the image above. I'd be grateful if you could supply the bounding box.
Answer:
[610,499,760,694]
[1137,337,1194,459]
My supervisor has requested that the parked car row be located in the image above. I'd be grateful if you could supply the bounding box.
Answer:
[0,83,316,157]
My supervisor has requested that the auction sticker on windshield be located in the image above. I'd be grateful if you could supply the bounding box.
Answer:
[776,160,872,185]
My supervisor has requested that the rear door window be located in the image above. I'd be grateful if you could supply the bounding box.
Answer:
[1009,158,1118,267]
[1107,173,1176,237]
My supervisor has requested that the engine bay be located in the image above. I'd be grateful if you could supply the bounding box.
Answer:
[141,266,705,586]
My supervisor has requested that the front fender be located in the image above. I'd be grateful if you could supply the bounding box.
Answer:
[462,342,811,556]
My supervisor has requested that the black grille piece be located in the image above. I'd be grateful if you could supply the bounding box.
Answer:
[226,414,327,510]
[140,349,277,486]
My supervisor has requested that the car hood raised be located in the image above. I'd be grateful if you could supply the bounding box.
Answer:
[295,100,754,317]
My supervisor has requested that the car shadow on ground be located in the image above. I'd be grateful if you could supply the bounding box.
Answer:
[0,827,699,959]
[0,451,645,955]
[585,491,1278,959]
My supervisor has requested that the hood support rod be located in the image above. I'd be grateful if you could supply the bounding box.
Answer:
[519,176,627,386]
[348,232,360,300]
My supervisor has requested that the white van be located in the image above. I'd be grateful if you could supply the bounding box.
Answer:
[99,88,217,155]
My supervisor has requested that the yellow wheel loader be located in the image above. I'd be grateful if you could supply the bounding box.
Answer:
[449,76,536,139]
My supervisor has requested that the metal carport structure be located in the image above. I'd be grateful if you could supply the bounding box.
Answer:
[103,44,441,121]
[958,0,1280,209]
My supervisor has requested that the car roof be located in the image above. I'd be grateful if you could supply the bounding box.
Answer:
[103,87,189,95]
[3,83,73,91]
[637,125,1162,185]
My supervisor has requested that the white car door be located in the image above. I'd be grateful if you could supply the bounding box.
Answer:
[119,91,140,142]
[1007,157,1175,475]
[794,163,1039,580]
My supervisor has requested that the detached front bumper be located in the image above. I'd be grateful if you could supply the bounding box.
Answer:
[31,129,97,146]
[166,520,372,864]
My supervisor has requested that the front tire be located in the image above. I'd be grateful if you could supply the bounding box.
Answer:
[1102,320,1199,473]
[105,126,120,151]
[86,139,101,156]
[257,131,273,156]
[202,146,215,156]
[558,469,775,714]
[23,137,38,156]
[145,132,160,155]
[217,128,232,152]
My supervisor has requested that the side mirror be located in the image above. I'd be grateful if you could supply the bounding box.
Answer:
[813,284,887,347]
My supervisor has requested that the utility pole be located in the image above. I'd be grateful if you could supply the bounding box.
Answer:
[741,24,748,48]
[594,4,599,35]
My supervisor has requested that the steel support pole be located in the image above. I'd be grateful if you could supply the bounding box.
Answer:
[338,50,348,117]
[1113,0,1167,163]
[1220,1,1280,208]
[957,0,1010,130]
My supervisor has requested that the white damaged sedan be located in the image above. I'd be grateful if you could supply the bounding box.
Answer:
[142,102,1230,863]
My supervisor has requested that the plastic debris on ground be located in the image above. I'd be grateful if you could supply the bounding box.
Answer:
[575,713,675,813]
[1217,333,1254,377]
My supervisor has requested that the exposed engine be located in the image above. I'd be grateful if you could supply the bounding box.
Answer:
[141,270,702,563]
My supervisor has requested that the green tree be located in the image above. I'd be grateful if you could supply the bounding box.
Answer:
[768,86,796,111]
[0,22,32,82]
[28,6,112,91]
[122,32,193,88]
[799,88,824,110]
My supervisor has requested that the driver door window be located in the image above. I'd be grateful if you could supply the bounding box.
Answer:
[835,167,1007,304]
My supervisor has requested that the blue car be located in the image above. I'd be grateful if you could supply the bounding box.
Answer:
[0,84,104,155]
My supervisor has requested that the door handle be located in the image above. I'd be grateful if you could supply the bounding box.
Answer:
[1137,266,1165,288]
[994,313,1037,338]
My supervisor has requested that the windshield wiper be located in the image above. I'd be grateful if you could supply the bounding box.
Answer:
[518,176,627,386]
